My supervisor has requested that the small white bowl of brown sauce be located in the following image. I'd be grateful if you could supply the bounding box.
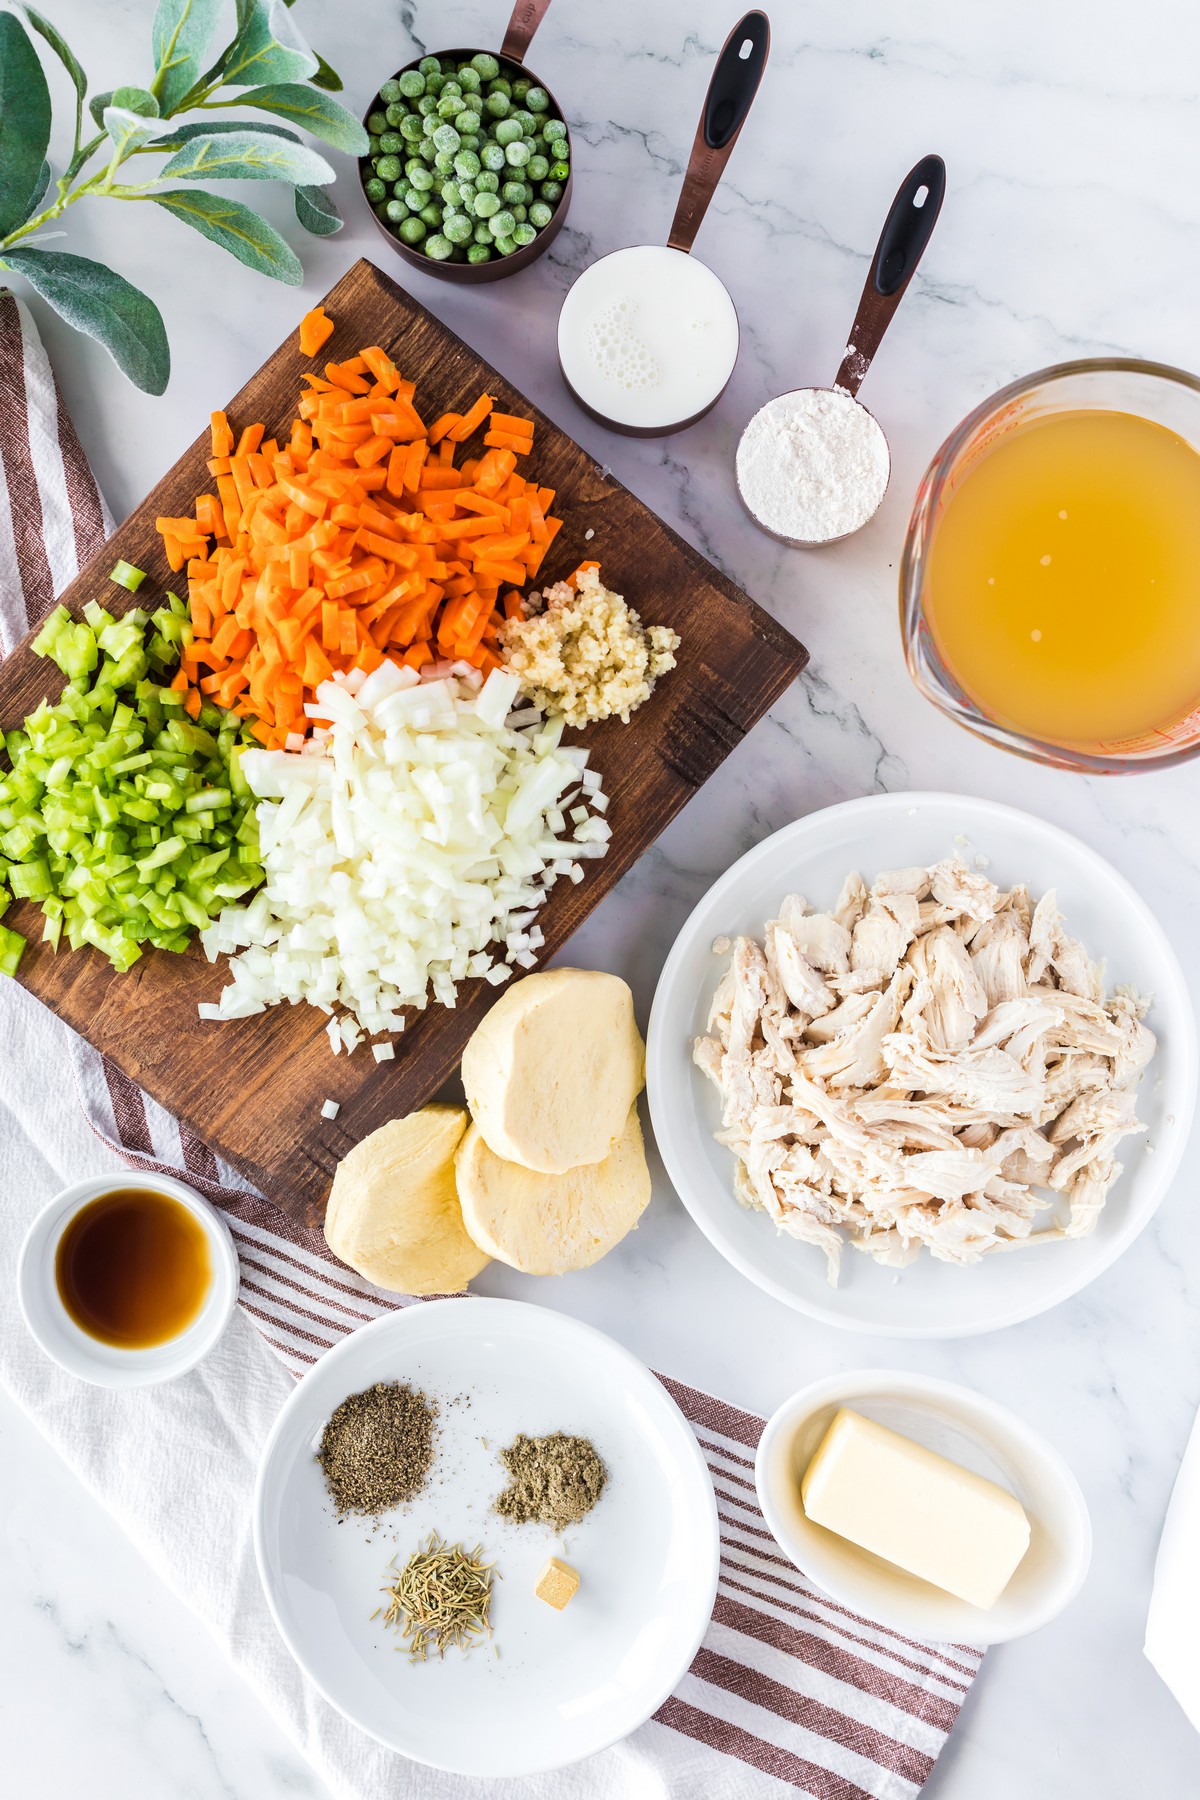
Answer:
[17,1173,239,1387]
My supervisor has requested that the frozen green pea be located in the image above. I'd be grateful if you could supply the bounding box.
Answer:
[495,118,522,146]
[397,70,424,98]
[473,219,493,241]
[511,203,527,222]
[513,109,536,134]
[481,141,506,171]
[375,154,401,181]
[489,76,512,97]
[425,233,453,260]
[425,70,445,94]
[484,91,510,118]
[439,178,463,208]
[460,132,481,152]
[367,110,388,134]
[408,162,434,190]
[476,169,499,192]
[443,212,473,244]
[399,216,426,244]
[433,149,456,174]
[504,140,529,167]
[494,233,517,255]
[528,199,552,228]
[364,176,387,202]
[438,94,464,119]
[399,114,425,142]
[441,78,462,96]
[457,65,481,92]
[473,190,500,217]
[488,209,516,238]
[384,198,406,223]
[525,85,549,111]
[433,123,461,154]
[419,200,443,227]
[512,221,536,246]
[424,94,446,118]
[380,79,403,105]
[417,138,437,162]
[470,51,499,79]
[548,159,569,181]
[467,241,492,263]
[456,108,481,134]
[512,75,531,99]
[526,153,549,181]
[455,148,481,179]
[418,54,440,74]
[378,130,403,153]
[539,178,563,203]
[541,115,567,143]
[500,179,526,204]
[367,133,382,155]
[385,103,406,127]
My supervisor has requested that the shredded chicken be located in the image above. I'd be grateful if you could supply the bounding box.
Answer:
[693,856,1155,1285]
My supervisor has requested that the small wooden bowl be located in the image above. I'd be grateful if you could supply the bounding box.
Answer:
[358,31,572,286]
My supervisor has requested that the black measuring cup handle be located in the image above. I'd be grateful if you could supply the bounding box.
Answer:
[667,11,771,255]
[834,153,947,397]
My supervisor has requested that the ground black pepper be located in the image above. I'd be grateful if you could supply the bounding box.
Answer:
[494,1432,607,1530]
[317,1381,436,1516]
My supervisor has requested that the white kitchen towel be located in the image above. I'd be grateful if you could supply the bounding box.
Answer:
[0,288,983,1799]
[1146,1409,1200,1730]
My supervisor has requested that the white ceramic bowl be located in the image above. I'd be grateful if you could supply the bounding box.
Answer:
[646,791,1197,1337]
[17,1173,239,1387]
[254,1297,719,1778]
[755,1368,1092,1646]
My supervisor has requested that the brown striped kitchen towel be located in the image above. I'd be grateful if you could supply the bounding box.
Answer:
[0,289,982,1800]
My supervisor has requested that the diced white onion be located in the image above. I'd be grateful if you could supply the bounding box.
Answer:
[321,1098,340,1120]
[200,673,608,1049]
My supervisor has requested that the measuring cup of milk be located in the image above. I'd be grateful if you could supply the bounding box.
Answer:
[557,11,769,436]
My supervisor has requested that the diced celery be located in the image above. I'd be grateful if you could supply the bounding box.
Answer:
[109,559,147,592]
[0,923,25,976]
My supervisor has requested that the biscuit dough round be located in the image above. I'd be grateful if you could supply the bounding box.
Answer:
[324,1105,489,1295]
[461,968,645,1173]
[455,1105,651,1275]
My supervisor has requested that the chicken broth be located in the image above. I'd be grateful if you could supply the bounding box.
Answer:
[55,1188,211,1348]
[923,408,1200,747]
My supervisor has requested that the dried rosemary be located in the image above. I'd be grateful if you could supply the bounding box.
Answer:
[495,1432,607,1531]
[382,1532,498,1662]
[317,1382,436,1517]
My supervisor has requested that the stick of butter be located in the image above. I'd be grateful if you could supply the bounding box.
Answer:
[800,1408,1031,1610]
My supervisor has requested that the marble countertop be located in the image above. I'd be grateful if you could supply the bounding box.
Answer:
[7,0,1200,1794]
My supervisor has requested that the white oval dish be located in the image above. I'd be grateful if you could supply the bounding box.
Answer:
[17,1172,239,1387]
[253,1298,719,1778]
[646,791,1197,1337]
[755,1368,1092,1646]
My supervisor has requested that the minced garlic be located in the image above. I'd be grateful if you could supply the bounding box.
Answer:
[500,565,679,727]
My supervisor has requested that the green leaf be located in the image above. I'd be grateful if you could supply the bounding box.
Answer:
[103,105,159,159]
[159,128,333,185]
[152,188,302,283]
[149,117,300,150]
[311,52,342,93]
[22,8,86,104]
[294,182,341,235]
[0,248,169,393]
[222,0,318,88]
[151,0,223,113]
[0,14,52,239]
[234,82,368,155]
[90,84,158,126]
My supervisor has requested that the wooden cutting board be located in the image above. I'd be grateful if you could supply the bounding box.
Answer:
[1,258,806,1227]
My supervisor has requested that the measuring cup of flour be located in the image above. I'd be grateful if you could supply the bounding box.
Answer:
[736,153,946,546]
[556,11,770,436]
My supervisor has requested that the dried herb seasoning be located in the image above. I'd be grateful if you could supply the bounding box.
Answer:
[317,1381,436,1517]
[495,1432,607,1531]
[382,1532,498,1662]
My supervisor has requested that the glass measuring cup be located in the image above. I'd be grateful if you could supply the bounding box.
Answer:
[900,358,1200,773]
[556,11,770,436]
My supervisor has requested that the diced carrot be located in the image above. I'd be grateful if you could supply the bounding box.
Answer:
[449,394,495,441]
[210,411,235,457]
[299,306,336,358]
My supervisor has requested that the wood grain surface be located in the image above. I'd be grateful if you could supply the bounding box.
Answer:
[0,258,807,1227]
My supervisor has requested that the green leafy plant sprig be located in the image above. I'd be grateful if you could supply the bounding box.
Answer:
[0,0,369,393]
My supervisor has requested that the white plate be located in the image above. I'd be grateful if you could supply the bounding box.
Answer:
[254,1298,718,1777]
[755,1369,1092,1644]
[646,791,1197,1337]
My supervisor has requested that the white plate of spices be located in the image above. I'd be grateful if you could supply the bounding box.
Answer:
[254,1297,719,1776]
